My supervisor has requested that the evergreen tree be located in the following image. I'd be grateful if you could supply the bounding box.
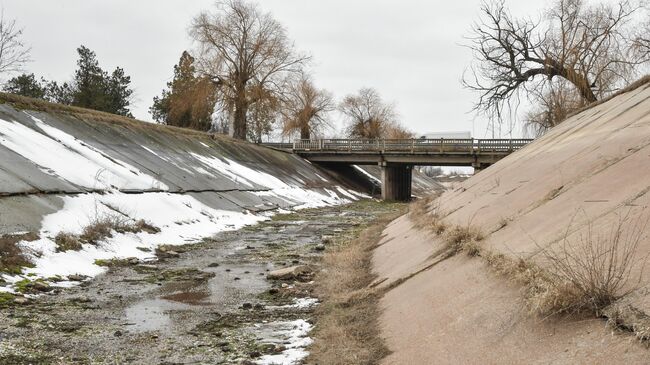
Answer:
[150,51,216,131]
[2,46,134,118]
[68,46,133,117]
[3,73,48,99]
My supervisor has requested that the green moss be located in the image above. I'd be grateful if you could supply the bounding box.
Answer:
[0,292,15,304]
[14,279,31,293]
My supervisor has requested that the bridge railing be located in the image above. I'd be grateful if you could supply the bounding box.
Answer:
[288,138,532,153]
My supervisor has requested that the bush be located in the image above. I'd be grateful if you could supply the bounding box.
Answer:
[54,232,82,252]
[0,232,37,274]
[540,215,647,314]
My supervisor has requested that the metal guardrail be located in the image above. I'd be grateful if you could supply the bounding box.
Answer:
[262,138,533,154]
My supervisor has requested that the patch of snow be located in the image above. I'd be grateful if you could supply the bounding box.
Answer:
[266,297,319,310]
[315,173,328,182]
[17,191,264,279]
[191,153,255,187]
[0,115,167,190]
[353,165,381,183]
[335,186,358,200]
[255,319,313,365]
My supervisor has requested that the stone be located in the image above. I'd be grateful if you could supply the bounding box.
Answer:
[241,302,253,310]
[127,257,140,265]
[253,303,264,311]
[321,235,333,244]
[70,296,91,303]
[67,274,88,281]
[31,281,51,292]
[114,330,123,337]
[138,264,158,270]
[207,262,220,267]
[165,251,180,258]
[314,244,326,251]
[267,265,311,281]
[13,296,31,305]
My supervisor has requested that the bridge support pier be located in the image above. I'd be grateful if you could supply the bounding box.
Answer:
[380,163,412,201]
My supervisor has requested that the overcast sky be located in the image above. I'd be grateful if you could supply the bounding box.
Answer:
[2,0,547,138]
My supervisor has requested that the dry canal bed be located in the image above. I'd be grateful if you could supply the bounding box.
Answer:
[0,200,400,365]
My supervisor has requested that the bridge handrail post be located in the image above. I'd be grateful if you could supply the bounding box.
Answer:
[509,139,513,151]
[319,139,323,151]
[440,138,444,153]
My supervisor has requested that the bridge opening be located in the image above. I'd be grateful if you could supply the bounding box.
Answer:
[261,138,533,201]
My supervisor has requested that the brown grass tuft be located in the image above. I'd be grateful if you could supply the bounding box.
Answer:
[308,206,406,365]
[54,232,82,252]
[0,232,38,274]
[538,215,647,315]
[78,215,160,245]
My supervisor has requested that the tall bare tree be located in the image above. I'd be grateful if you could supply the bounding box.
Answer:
[524,79,586,136]
[281,74,334,139]
[465,0,649,128]
[339,88,398,139]
[190,0,308,140]
[0,12,30,76]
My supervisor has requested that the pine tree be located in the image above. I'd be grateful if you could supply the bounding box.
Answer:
[3,73,48,99]
[47,45,134,116]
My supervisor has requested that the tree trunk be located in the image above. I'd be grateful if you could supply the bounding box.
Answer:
[232,99,248,140]
[300,125,310,140]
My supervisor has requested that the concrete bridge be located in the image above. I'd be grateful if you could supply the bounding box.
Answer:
[262,138,532,201]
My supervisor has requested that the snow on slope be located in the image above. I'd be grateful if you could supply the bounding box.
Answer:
[0,115,168,190]
[0,112,365,289]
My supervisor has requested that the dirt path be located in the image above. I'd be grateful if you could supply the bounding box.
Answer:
[0,201,397,365]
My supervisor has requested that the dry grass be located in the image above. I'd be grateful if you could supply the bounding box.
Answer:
[0,232,38,274]
[539,215,647,315]
[54,232,82,252]
[410,194,447,234]
[480,214,648,320]
[307,207,406,365]
[0,92,239,142]
[56,216,160,249]
[410,195,649,323]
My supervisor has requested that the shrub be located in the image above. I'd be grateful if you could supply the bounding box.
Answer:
[540,216,647,314]
[54,232,82,252]
[0,232,37,274]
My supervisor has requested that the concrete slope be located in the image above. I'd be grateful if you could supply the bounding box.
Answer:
[0,95,375,286]
[373,78,650,363]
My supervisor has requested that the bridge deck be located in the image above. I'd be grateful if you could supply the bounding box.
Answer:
[262,138,532,166]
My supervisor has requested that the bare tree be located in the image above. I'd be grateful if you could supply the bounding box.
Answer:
[384,122,414,139]
[524,79,587,136]
[339,88,398,139]
[190,0,308,140]
[0,11,30,76]
[281,74,334,139]
[465,0,649,127]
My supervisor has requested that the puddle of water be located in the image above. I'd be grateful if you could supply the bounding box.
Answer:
[161,291,210,305]
[124,298,190,333]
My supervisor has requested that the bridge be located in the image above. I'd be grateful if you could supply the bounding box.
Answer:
[262,138,532,201]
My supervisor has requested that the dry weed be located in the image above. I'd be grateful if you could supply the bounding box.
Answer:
[540,215,648,314]
[308,207,405,365]
[0,232,38,274]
